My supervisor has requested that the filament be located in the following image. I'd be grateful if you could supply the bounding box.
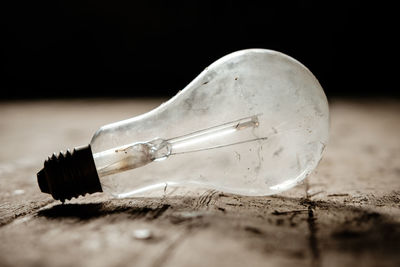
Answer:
[167,114,261,151]
[170,137,269,155]
[94,114,265,177]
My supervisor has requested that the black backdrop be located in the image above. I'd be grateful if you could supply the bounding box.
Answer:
[1,1,397,99]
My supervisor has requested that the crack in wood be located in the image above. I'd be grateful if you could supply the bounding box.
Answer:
[307,204,320,267]
[305,180,321,267]
[195,190,219,210]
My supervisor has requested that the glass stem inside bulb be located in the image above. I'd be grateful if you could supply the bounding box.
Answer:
[93,115,264,178]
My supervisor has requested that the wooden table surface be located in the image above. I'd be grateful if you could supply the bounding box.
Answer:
[0,99,399,267]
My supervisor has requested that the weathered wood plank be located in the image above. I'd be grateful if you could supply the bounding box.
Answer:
[0,99,399,267]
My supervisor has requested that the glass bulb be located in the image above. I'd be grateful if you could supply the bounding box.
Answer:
[91,48,329,197]
[37,49,329,201]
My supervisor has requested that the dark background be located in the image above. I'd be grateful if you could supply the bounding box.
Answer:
[1,1,397,99]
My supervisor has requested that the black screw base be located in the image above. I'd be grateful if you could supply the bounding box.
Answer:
[37,145,103,202]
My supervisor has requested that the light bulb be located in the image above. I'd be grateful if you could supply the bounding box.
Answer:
[37,49,329,202]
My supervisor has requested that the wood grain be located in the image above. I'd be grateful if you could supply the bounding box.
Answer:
[0,99,399,267]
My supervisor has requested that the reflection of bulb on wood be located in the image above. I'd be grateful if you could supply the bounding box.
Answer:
[37,49,329,202]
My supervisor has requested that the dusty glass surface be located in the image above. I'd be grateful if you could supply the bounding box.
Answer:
[91,49,329,197]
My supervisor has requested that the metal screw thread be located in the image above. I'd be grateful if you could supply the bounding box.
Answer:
[37,145,102,202]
